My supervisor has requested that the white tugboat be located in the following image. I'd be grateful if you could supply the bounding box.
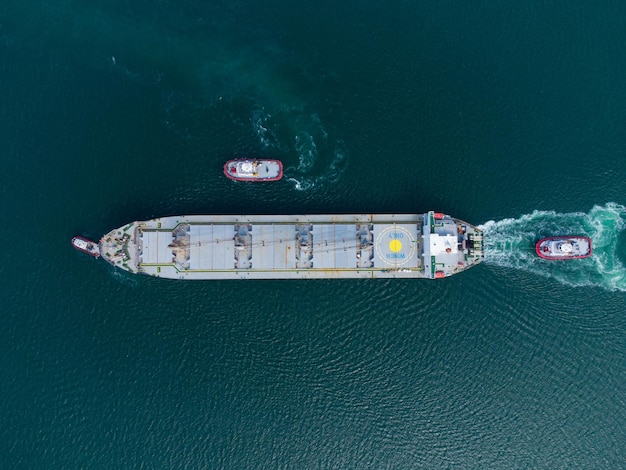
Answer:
[71,236,100,258]
[535,236,592,260]
[223,159,283,182]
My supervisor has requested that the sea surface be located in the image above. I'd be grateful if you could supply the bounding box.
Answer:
[2,1,626,468]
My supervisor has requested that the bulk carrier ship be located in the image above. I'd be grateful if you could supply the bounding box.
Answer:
[90,211,483,280]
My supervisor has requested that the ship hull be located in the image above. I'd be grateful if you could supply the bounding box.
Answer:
[72,236,101,258]
[535,236,592,260]
[99,212,484,280]
[224,159,283,181]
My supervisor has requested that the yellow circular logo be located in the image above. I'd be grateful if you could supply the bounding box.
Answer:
[389,239,402,253]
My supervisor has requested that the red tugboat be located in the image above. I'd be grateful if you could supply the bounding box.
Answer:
[224,159,283,182]
[535,236,592,260]
[71,236,100,258]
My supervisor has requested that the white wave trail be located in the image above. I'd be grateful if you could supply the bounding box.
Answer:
[480,203,626,291]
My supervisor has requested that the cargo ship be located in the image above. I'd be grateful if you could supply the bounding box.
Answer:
[96,211,483,279]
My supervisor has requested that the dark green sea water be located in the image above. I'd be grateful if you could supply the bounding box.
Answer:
[2,1,626,468]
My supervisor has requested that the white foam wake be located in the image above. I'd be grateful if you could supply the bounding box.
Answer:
[479,203,626,291]
[250,108,348,191]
